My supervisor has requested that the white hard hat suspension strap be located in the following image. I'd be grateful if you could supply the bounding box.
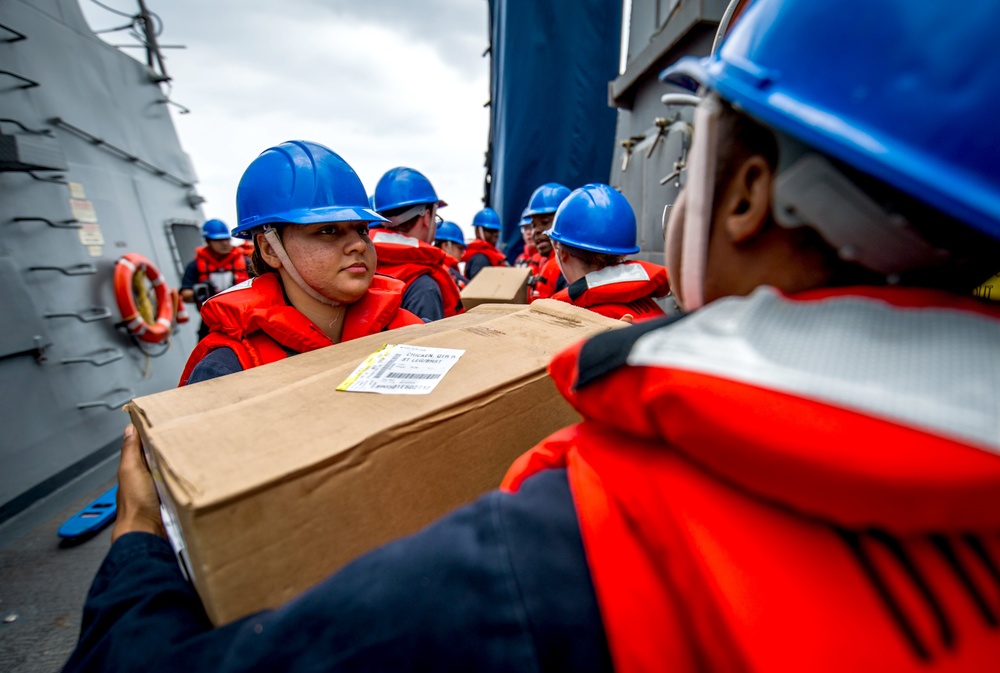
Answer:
[772,151,948,275]
[384,204,428,229]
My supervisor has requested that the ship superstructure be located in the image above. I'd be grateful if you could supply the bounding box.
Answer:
[0,0,202,522]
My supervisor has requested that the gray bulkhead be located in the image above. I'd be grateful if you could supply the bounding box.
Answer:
[609,0,727,266]
[0,0,203,519]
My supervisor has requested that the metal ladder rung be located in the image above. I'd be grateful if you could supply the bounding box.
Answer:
[26,172,67,184]
[44,307,112,322]
[0,23,27,43]
[27,264,97,276]
[61,348,124,367]
[0,119,52,136]
[13,217,80,229]
[77,388,134,410]
[0,69,38,89]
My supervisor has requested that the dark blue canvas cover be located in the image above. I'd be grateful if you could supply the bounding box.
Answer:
[487,0,622,261]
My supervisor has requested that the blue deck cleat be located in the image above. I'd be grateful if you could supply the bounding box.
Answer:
[57,486,118,540]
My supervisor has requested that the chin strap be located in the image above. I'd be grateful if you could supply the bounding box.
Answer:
[263,227,342,308]
[664,191,686,303]
[666,94,722,311]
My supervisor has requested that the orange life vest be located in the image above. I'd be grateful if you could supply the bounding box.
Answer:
[372,230,464,317]
[504,286,1000,672]
[531,255,563,301]
[194,245,249,293]
[462,239,507,268]
[551,260,669,321]
[442,255,467,290]
[178,272,421,386]
[514,242,537,268]
[525,250,546,277]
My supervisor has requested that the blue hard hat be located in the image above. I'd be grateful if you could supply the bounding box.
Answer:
[472,207,501,231]
[548,184,639,255]
[367,195,383,229]
[519,208,532,228]
[202,219,231,240]
[434,221,466,247]
[661,0,1000,243]
[232,140,387,239]
[373,167,447,213]
[524,183,571,217]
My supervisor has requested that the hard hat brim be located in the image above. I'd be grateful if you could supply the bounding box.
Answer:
[375,198,447,214]
[660,56,709,92]
[548,228,640,256]
[232,206,388,238]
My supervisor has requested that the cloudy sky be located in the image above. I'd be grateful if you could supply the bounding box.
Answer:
[79,0,491,239]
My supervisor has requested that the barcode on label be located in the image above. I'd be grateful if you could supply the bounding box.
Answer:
[385,372,440,380]
[378,351,403,373]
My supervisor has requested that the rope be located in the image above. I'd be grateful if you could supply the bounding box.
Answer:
[132,268,155,324]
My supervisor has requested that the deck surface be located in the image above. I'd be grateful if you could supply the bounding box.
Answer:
[0,457,118,673]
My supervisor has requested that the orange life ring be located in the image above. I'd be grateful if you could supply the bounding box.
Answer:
[114,253,174,343]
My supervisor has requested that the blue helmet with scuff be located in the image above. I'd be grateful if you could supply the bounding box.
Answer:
[524,183,572,217]
[434,221,466,247]
[232,140,386,239]
[662,0,1000,243]
[548,184,639,256]
[472,207,501,231]
[202,219,231,240]
[373,167,447,214]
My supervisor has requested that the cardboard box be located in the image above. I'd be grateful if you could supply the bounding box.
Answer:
[127,300,622,625]
[460,265,531,309]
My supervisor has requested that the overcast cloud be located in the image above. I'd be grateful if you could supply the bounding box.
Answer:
[80,0,491,239]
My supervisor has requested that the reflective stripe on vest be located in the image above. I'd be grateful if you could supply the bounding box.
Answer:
[626,286,1000,453]
[585,262,650,289]
[372,230,420,247]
